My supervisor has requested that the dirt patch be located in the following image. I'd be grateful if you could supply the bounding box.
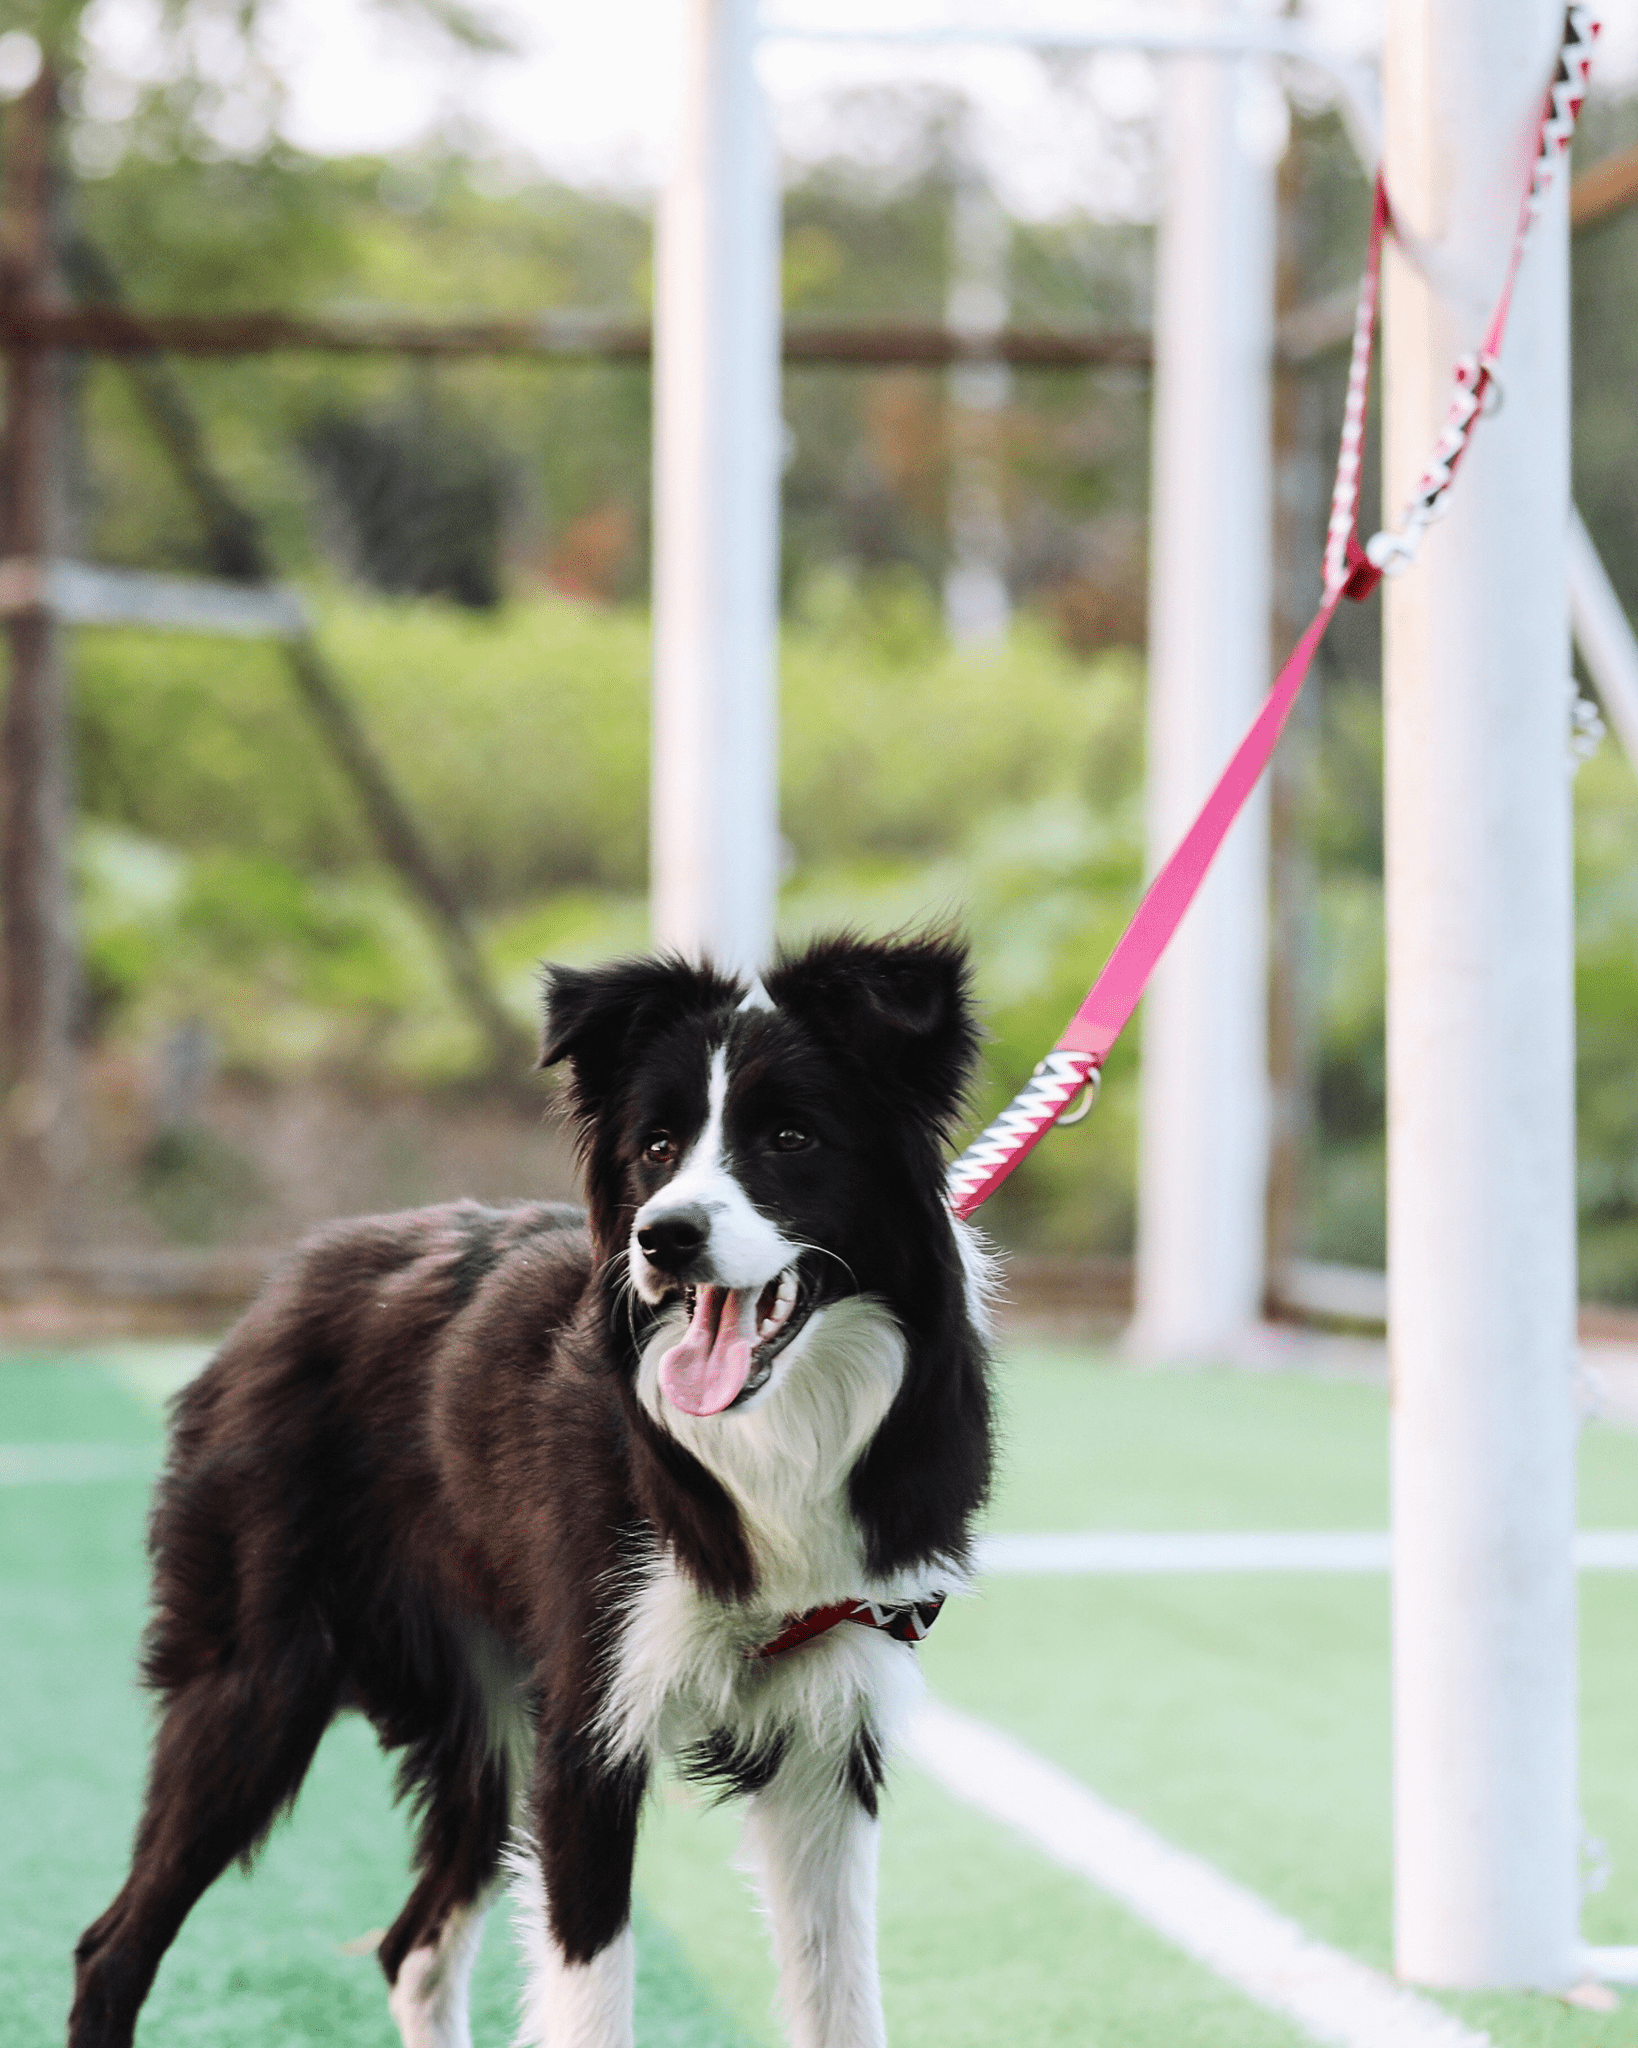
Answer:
[0,1052,581,1337]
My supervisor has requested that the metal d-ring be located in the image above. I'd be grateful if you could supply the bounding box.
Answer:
[1053,1067,1101,1128]
[1477,353,1505,415]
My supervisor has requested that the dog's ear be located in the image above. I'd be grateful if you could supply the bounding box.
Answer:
[539,955,738,1122]
[767,932,979,1134]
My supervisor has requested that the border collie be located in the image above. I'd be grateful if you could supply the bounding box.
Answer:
[69,933,995,2048]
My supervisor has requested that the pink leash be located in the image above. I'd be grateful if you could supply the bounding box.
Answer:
[946,6,1600,1224]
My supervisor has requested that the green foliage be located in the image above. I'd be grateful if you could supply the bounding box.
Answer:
[74,148,356,313]
[74,636,361,868]
[68,144,657,596]
[70,588,1152,1244]
[1574,739,1638,1302]
[0,0,85,60]
[66,581,1638,1277]
[1574,99,1638,625]
[61,95,1162,615]
[75,583,1140,903]
[782,574,1143,865]
[78,822,477,1083]
[314,594,654,898]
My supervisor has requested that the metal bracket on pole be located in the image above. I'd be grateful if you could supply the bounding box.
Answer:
[1569,507,1638,771]
[0,557,308,638]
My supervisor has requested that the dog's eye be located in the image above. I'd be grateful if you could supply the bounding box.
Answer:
[643,1131,678,1166]
[771,1127,811,1153]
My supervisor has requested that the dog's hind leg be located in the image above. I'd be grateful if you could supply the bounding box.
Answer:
[505,1732,646,2048]
[505,1837,636,2048]
[379,1748,513,2048]
[386,1888,495,2048]
[68,1654,338,2048]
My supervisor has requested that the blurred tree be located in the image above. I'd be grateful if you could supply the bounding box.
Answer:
[302,384,512,608]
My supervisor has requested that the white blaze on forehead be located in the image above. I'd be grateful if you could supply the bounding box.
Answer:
[631,1042,796,1293]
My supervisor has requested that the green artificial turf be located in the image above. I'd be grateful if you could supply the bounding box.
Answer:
[6,1342,1638,2047]
[635,1769,1310,2048]
[989,1350,1394,1531]
[0,1353,750,2047]
[989,1344,1638,1532]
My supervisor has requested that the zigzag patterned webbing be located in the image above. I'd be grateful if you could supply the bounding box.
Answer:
[750,1593,947,1661]
[1323,181,1389,598]
[944,1049,1098,1222]
[1538,5,1600,194]
[1366,3,1598,578]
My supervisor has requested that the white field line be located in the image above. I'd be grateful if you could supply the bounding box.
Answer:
[908,1696,1491,2048]
[10,1451,1638,1580]
[976,1530,1638,1574]
[0,1444,156,1485]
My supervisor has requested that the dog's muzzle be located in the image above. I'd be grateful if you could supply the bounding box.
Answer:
[635,1205,711,1277]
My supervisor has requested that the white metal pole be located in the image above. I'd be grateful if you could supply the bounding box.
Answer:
[944,171,1012,648]
[1129,14,1279,1360]
[1384,0,1580,1990]
[651,0,781,977]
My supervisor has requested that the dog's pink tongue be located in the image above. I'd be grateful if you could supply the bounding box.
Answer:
[658,1285,754,1416]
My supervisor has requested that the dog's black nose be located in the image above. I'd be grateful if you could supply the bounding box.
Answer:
[637,1206,711,1273]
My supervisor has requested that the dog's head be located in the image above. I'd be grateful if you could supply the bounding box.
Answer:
[540,931,978,1415]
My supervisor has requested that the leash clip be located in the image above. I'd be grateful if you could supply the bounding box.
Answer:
[1476,353,1505,415]
[1051,1064,1101,1129]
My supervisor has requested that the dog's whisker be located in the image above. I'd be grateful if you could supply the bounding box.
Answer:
[786,1243,860,1294]
[608,1248,649,1353]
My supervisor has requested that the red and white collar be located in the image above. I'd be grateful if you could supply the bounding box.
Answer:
[749,1593,946,1661]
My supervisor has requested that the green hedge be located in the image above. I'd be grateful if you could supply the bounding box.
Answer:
[67,583,1638,1277]
[75,577,1138,900]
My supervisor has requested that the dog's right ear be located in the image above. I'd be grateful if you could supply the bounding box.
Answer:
[539,955,737,1123]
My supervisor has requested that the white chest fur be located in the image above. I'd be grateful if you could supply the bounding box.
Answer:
[601,1296,958,1774]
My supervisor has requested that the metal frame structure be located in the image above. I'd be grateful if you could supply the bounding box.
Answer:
[651,0,1638,1997]
[760,12,1383,164]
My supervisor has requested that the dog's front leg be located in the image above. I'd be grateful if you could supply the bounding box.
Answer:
[509,1733,646,2048]
[743,1742,887,2048]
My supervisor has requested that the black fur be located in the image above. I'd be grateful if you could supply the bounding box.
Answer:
[680,1726,790,1802]
[846,1723,887,1821]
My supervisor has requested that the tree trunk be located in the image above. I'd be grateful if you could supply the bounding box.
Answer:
[0,68,81,1236]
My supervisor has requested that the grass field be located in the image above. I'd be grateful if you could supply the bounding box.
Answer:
[5,1343,1638,2047]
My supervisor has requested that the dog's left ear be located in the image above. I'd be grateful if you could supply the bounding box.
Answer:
[767,932,979,1133]
[539,955,737,1122]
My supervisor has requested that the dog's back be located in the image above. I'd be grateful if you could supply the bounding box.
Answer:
[147,1196,594,1683]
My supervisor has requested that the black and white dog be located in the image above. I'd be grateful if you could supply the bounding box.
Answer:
[69,933,995,2048]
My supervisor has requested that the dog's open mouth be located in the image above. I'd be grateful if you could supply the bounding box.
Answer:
[656,1267,813,1417]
